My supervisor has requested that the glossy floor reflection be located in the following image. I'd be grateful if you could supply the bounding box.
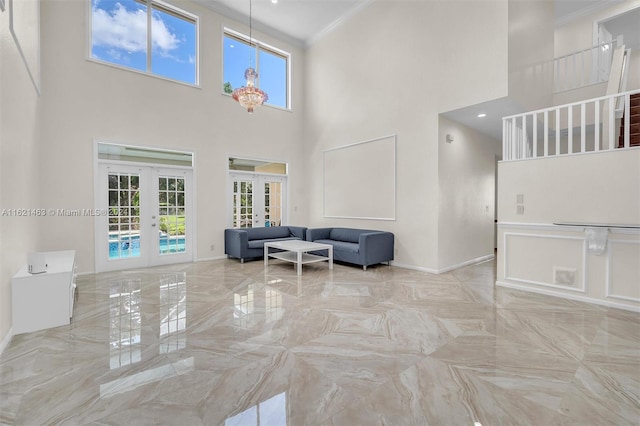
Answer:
[1,259,639,425]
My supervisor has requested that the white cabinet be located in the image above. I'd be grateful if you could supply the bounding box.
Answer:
[12,250,77,334]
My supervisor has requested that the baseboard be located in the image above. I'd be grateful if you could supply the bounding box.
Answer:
[390,262,439,274]
[436,254,495,274]
[0,328,13,355]
[496,280,640,313]
[392,254,495,275]
[195,255,228,262]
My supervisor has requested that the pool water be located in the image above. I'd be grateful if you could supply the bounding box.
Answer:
[109,235,186,259]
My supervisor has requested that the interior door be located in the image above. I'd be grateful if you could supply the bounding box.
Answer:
[96,164,193,272]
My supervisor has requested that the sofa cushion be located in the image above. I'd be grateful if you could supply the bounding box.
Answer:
[328,228,364,243]
[246,226,291,241]
[247,237,300,249]
[315,239,359,254]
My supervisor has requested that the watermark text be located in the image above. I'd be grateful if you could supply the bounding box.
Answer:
[1,208,109,217]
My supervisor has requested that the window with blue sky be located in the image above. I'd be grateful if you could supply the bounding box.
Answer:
[223,32,289,109]
[91,0,197,85]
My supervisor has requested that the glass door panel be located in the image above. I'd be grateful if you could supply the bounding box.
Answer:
[108,172,141,259]
[158,175,186,255]
[150,167,192,266]
[232,178,254,228]
[263,180,282,227]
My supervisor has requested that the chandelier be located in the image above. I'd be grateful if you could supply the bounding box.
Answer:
[232,67,268,113]
[232,0,268,113]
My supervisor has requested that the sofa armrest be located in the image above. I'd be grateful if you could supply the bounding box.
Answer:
[306,228,332,241]
[359,232,394,264]
[224,228,249,258]
[287,226,307,240]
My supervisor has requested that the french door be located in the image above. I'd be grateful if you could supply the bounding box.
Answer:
[96,163,193,272]
[230,173,286,228]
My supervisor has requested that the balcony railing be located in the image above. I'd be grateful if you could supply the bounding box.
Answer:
[502,89,639,161]
[554,41,618,93]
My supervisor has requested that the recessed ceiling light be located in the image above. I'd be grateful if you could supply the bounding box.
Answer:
[477,113,487,118]
[271,0,278,3]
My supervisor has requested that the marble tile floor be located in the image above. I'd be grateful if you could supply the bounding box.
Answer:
[1,258,639,425]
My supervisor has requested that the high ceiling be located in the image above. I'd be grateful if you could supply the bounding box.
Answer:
[194,0,371,46]
[195,0,623,47]
[197,0,635,141]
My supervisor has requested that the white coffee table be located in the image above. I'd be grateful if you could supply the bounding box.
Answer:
[264,240,333,276]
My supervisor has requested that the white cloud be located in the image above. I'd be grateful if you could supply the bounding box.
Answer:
[92,2,179,54]
[106,48,125,62]
[151,11,179,52]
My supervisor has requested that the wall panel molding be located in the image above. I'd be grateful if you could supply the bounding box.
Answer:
[606,239,640,303]
[504,232,587,293]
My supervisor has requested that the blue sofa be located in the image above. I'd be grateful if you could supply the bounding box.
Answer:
[306,227,394,270]
[225,226,307,263]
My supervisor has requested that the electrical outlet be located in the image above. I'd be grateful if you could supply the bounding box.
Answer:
[394,248,399,256]
[517,194,524,204]
[210,244,215,251]
[516,205,525,215]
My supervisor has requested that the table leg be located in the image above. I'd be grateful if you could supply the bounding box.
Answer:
[297,251,302,276]
[264,245,269,267]
[328,246,333,270]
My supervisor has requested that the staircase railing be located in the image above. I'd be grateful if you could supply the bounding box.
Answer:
[502,89,640,161]
[554,40,618,93]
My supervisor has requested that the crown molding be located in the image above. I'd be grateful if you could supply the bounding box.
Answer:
[305,0,374,48]
[192,0,304,48]
[555,0,626,27]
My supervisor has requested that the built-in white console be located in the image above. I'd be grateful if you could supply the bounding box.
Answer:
[12,250,77,334]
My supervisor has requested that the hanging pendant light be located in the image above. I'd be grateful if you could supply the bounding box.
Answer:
[232,0,268,113]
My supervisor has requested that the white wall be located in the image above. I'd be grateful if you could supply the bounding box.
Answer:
[508,0,555,111]
[303,0,509,272]
[35,0,306,273]
[438,117,501,271]
[0,0,42,346]
[498,149,640,224]
[497,149,640,311]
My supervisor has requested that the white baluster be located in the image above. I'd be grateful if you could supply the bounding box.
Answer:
[523,115,528,159]
[624,92,630,148]
[544,110,549,157]
[568,105,573,154]
[608,96,615,150]
[533,113,538,158]
[512,117,517,160]
[581,103,586,153]
[595,99,600,151]
[556,108,560,156]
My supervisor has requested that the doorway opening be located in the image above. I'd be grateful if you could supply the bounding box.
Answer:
[94,142,195,272]
[227,157,288,229]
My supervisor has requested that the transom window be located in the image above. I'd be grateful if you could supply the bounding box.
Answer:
[223,29,290,110]
[90,0,198,85]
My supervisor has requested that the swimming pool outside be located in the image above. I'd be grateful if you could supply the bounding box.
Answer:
[109,234,186,259]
